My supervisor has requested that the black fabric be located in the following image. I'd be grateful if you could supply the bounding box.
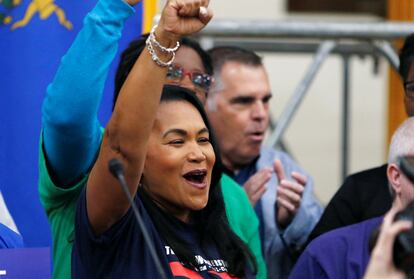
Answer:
[306,164,392,245]
[72,188,249,279]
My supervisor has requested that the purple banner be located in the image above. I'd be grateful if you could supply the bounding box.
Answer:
[0,248,50,278]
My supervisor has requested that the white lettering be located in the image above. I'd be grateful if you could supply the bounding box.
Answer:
[195,255,204,264]
[0,270,6,276]
[164,246,175,255]
[190,255,229,273]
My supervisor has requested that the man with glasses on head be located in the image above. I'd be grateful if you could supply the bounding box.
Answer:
[205,46,323,279]
[307,33,414,244]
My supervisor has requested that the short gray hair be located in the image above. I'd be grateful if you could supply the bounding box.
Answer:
[387,117,414,198]
[207,46,264,109]
[388,117,414,164]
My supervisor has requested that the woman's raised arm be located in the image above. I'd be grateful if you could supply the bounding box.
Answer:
[86,0,213,235]
[41,0,140,187]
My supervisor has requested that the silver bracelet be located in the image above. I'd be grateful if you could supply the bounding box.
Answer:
[149,24,180,53]
[146,36,175,67]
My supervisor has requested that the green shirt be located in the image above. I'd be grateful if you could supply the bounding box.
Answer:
[221,175,267,279]
[38,138,87,279]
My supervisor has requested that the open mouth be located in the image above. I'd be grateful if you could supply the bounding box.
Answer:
[183,169,207,186]
[248,131,265,141]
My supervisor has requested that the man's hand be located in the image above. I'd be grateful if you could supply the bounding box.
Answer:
[243,167,272,206]
[274,159,306,228]
[364,208,411,279]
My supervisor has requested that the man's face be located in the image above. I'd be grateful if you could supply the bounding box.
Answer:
[399,155,414,208]
[404,63,414,117]
[207,62,272,170]
[389,154,414,209]
[399,169,414,209]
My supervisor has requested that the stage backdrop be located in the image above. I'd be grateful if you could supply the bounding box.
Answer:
[0,0,156,247]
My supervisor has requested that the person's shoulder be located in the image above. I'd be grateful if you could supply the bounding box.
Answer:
[308,225,349,250]
[259,146,294,164]
[297,218,380,279]
[220,174,254,214]
[325,217,381,236]
[309,217,382,251]
[260,146,285,157]
[38,131,91,209]
[221,174,240,189]
[346,164,387,183]
[0,223,24,248]
[340,164,388,196]
[220,174,259,239]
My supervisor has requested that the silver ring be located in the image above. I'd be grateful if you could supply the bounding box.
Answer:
[199,6,208,16]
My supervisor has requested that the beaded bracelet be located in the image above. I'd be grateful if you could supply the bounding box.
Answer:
[149,24,180,53]
[146,25,180,67]
[146,36,176,67]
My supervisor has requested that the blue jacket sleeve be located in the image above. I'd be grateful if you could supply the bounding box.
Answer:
[279,152,323,246]
[257,148,323,279]
[41,0,134,187]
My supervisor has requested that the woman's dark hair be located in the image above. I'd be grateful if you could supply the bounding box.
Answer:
[139,85,257,277]
[180,37,213,75]
[399,34,414,81]
[113,34,212,110]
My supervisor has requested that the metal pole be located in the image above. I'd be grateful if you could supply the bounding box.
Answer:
[373,41,400,71]
[204,40,377,56]
[268,40,337,148]
[201,20,414,40]
[341,55,351,181]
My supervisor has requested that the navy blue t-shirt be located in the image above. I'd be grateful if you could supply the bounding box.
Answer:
[72,189,252,279]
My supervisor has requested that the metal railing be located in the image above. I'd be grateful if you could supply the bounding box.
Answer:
[198,20,414,180]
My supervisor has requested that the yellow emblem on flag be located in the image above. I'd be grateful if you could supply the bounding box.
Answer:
[0,0,72,30]
[11,0,72,30]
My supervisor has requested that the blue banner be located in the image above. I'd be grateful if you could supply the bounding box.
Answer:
[0,0,143,247]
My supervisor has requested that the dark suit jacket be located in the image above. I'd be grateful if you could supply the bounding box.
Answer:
[307,164,392,244]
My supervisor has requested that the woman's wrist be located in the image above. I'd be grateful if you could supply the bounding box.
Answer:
[154,25,181,48]
[146,24,180,67]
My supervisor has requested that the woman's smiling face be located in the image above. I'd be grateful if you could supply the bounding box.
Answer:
[142,100,215,222]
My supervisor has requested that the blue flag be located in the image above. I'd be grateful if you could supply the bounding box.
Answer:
[0,0,143,247]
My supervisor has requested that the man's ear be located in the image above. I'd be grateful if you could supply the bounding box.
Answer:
[388,163,401,194]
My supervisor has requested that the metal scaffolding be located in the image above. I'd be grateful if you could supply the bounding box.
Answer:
[197,20,414,180]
